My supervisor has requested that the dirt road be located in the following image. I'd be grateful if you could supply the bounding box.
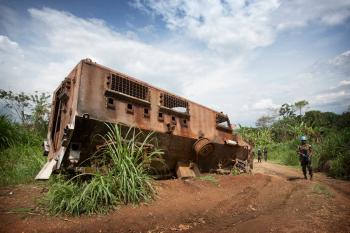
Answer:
[1,161,350,233]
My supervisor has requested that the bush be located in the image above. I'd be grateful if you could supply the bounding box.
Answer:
[0,115,17,149]
[44,124,164,215]
[313,129,350,177]
[0,144,45,186]
[266,141,300,166]
[0,115,42,149]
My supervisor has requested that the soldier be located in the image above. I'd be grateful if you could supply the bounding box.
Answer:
[263,147,268,162]
[257,148,262,163]
[297,136,313,180]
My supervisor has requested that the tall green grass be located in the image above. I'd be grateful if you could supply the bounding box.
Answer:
[0,144,45,186]
[0,115,42,149]
[313,129,350,179]
[100,124,163,204]
[45,124,164,215]
[0,115,45,186]
[46,174,117,215]
[266,141,300,166]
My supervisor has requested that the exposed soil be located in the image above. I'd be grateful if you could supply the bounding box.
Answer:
[1,161,350,233]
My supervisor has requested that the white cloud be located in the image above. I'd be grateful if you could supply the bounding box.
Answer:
[329,50,350,66]
[315,91,349,103]
[135,0,280,53]
[274,0,350,30]
[252,98,278,110]
[340,80,350,86]
[1,4,349,126]
[0,7,245,111]
[135,0,350,54]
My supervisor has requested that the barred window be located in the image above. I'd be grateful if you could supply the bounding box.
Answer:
[160,93,188,112]
[110,74,149,101]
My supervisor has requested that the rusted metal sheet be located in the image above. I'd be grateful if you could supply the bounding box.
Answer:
[38,58,251,179]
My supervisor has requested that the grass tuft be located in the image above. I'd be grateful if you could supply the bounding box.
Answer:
[199,175,219,186]
[44,124,164,215]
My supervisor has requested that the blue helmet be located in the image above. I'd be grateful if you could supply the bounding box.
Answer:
[300,136,307,141]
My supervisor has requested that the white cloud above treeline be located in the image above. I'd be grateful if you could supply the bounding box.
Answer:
[0,1,349,125]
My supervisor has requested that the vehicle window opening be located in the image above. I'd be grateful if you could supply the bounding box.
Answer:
[160,93,189,113]
[144,108,150,118]
[109,74,149,101]
[126,103,134,114]
[216,114,231,129]
[158,112,164,121]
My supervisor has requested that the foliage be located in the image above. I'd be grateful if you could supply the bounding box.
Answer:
[238,101,350,179]
[303,111,338,129]
[30,91,51,136]
[294,100,309,116]
[0,115,42,149]
[0,89,50,136]
[279,103,296,118]
[231,167,241,176]
[237,125,273,147]
[199,175,219,186]
[266,141,300,166]
[0,90,50,186]
[0,89,31,124]
[44,124,164,215]
[0,144,45,186]
[313,129,350,179]
[45,174,117,215]
[98,124,163,204]
[255,115,275,128]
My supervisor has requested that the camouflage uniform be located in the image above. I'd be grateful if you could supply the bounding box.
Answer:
[297,144,313,179]
[263,148,267,161]
[257,150,262,163]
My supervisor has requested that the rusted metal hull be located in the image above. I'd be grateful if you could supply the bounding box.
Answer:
[38,59,251,179]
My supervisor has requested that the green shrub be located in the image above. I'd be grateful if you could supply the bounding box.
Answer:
[329,150,350,179]
[0,115,42,149]
[0,115,17,149]
[266,141,300,166]
[0,144,45,186]
[313,128,350,178]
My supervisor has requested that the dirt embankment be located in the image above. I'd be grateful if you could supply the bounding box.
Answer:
[1,161,350,233]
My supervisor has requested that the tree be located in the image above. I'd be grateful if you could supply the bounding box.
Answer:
[0,89,31,124]
[0,89,51,135]
[255,115,275,128]
[279,103,296,118]
[294,100,309,116]
[31,92,51,135]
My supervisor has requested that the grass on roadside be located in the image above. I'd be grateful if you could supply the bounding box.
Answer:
[198,175,219,186]
[0,144,45,186]
[311,183,333,198]
[44,124,164,216]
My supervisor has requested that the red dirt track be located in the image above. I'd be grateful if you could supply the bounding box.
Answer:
[1,161,350,233]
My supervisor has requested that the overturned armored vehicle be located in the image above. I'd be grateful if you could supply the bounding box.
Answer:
[36,59,251,180]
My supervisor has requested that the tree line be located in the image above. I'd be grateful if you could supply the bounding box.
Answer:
[238,100,350,179]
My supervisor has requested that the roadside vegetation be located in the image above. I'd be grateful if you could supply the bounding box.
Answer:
[0,90,49,186]
[1,89,164,215]
[237,100,350,179]
[44,124,163,215]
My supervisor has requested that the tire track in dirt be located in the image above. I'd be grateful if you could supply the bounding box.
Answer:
[1,162,349,233]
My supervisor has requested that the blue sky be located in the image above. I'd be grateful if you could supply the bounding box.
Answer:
[0,0,350,126]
